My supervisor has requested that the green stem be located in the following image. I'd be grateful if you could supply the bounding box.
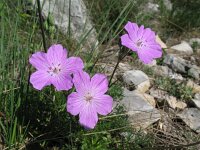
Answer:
[108,48,131,87]
[36,0,47,52]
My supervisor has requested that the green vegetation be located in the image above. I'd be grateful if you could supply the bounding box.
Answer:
[169,0,200,30]
[0,1,155,149]
[155,77,194,101]
[1,0,199,149]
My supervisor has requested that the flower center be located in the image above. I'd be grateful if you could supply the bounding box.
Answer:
[135,39,146,48]
[84,92,93,102]
[52,67,60,74]
[136,41,143,47]
[47,63,61,76]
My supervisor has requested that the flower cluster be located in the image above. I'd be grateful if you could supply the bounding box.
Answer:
[29,44,113,129]
[29,21,162,129]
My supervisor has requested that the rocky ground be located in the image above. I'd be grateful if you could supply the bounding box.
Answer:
[98,37,200,147]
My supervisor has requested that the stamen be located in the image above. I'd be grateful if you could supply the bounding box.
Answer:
[85,92,93,101]
[47,63,61,76]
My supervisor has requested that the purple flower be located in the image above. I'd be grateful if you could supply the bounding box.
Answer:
[29,44,84,91]
[67,71,113,129]
[121,21,162,64]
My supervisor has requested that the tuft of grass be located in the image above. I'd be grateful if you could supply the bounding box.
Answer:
[155,77,194,101]
[107,82,123,100]
[84,0,148,42]
[169,0,200,30]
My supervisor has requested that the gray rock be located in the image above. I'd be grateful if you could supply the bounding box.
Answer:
[170,41,193,55]
[177,108,200,133]
[168,72,183,80]
[146,2,159,13]
[197,49,200,54]
[164,54,191,73]
[186,80,200,93]
[188,65,200,80]
[192,93,200,109]
[140,93,156,107]
[175,101,187,110]
[145,60,157,67]
[150,88,169,100]
[149,88,187,109]
[32,0,98,50]
[153,66,171,76]
[123,70,150,93]
[121,89,160,128]
[100,62,132,80]
[150,88,174,105]
[118,63,132,72]
[163,0,172,11]
[189,38,200,46]
[152,65,183,80]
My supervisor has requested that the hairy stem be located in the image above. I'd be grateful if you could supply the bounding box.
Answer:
[108,47,131,87]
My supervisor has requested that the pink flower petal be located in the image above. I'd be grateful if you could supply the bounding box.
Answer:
[147,48,162,58]
[64,57,84,74]
[137,25,145,39]
[124,21,138,40]
[73,71,90,93]
[137,50,153,64]
[138,46,162,64]
[143,28,156,41]
[30,71,51,90]
[51,74,73,91]
[91,73,108,95]
[94,95,113,116]
[29,52,49,70]
[67,93,84,115]
[79,104,98,129]
[121,34,137,51]
[46,44,67,65]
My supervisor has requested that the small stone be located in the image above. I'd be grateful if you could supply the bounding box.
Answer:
[190,56,196,63]
[163,54,191,73]
[118,63,132,72]
[149,88,172,105]
[189,38,200,46]
[146,2,159,13]
[152,65,183,80]
[149,88,186,109]
[170,41,193,55]
[150,88,168,101]
[140,92,156,107]
[186,80,200,93]
[177,108,200,133]
[163,0,172,11]
[152,66,171,76]
[146,60,157,67]
[197,49,200,54]
[166,96,177,109]
[121,89,160,129]
[123,70,150,93]
[192,93,200,109]
[188,65,200,80]
[175,101,187,110]
[156,35,167,49]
